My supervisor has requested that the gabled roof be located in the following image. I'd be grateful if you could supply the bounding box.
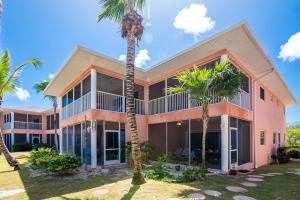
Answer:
[44,21,297,106]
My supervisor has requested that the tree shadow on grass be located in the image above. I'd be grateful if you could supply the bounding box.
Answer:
[17,163,130,200]
[120,185,140,200]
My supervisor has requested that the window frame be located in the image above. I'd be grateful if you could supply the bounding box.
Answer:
[260,87,265,101]
[260,130,265,145]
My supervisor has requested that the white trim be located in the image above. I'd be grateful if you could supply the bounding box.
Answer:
[104,130,121,166]
[229,127,238,168]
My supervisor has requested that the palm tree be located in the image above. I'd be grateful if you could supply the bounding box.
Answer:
[33,80,58,151]
[168,59,242,177]
[97,0,146,185]
[0,50,42,170]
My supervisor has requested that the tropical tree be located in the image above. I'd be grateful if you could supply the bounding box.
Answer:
[33,80,58,151]
[286,125,300,146]
[0,50,41,170]
[168,59,242,177]
[97,0,146,185]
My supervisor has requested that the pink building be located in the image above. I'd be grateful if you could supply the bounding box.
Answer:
[43,22,296,172]
[1,106,59,150]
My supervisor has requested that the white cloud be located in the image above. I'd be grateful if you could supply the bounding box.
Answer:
[118,54,127,62]
[49,73,55,79]
[135,49,151,67]
[278,32,300,62]
[15,87,30,101]
[173,3,215,39]
[118,49,151,68]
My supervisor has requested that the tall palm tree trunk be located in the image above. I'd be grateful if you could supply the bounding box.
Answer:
[126,30,145,185]
[53,101,58,151]
[201,102,209,177]
[0,98,20,170]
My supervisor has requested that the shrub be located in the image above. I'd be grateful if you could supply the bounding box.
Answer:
[28,148,82,174]
[287,148,300,159]
[176,167,200,182]
[47,154,81,173]
[33,143,49,151]
[13,142,33,152]
[144,155,172,181]
[28,148,57,167]
[277,147,290,163]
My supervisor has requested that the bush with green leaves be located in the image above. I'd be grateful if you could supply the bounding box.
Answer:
[13,142,33,152]
[28,148,81,174]
[47,154,81,173]
[33,143,49,151]
[287,148,300,159]
[144,155,172,181]
[277,147,290,163]
[28,148,57,167]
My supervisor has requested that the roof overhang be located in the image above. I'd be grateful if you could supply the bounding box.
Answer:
[44,21,297,106]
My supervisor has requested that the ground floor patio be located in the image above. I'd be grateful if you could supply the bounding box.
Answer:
[59,115,252,172]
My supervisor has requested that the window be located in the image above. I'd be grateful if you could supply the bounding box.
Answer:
[273,132,276,144]
[278,133,281,146]
[260,87,265,100]
[260,130,265,145]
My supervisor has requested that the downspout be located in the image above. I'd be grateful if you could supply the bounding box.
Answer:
[252,68,274,169]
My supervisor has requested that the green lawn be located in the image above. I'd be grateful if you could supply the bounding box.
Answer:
[0,152,300,200]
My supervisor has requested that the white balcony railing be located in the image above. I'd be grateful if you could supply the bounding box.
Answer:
[149,90,250,115]
[97,91,124,112]
[13,121,43,130]
[61,92,91,120]
[96,91,145,115]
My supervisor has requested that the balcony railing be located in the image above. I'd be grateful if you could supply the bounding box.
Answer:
[96,91,145,115]
[61,92,91,120]
[13,121,43,130]
[149,90,250,115]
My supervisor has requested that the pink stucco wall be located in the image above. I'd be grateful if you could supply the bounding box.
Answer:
[254,80,286,167]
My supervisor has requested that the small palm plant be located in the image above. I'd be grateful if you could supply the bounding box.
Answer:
[97,0,146,185]
[0,50,42,170]
[34,80,58,151]
[168,59,242,177]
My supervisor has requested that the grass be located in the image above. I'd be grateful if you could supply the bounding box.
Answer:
[0,152,300,200]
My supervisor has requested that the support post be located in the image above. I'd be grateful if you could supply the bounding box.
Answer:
[91,69,97,109]
[221,114,229,172]
[90,120,97,168]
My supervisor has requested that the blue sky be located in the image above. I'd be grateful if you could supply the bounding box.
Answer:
[1,0,300,123]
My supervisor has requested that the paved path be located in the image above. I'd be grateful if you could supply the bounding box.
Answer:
[0,188,25,198]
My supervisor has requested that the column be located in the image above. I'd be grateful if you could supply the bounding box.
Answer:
[91,69,97,109]
[11,132,15,151]
[164,79,168,113]
[144,86,149,115]
[221,114,229,172]
[90,120,97,168]
[59,128,63,154]
[11,112,14,129]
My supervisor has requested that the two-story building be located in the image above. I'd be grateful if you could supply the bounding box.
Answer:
[0,106,59,151]
[44,22,296,172]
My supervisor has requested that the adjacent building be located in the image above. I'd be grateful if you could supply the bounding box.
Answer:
[0,106,59,151]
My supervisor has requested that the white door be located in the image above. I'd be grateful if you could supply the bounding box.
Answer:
[104,130,120,165]
[230,128,238,168]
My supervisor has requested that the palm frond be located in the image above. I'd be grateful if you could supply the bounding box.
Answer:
[0,49,42,98]
[33,79,57,103]
[97,0,146,23]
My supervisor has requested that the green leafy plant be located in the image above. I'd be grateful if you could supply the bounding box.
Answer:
[176,167,200,183]
[144,155,172,181]
[13,142,33,152]
[277,147,290,163]
[287,148,300,159]
[28,148,81,174]
[28,147,57,167]
[33,143,49,151]
[47,154,81,173]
